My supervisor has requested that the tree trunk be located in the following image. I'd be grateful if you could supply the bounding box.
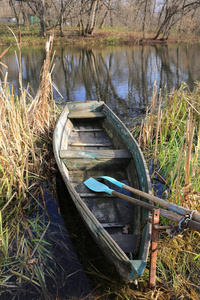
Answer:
[59,1,65,37]
[153,2,173,40]
[60,14,64,37]
[99,0,112,29]
[142,1,148,39]
[22,11,29,26]
[179,0,186,32]
[39,0,46,37]
[85,0,99,35]
[9,0,19,27]
[40,17,46,37]
[110,9,113,27]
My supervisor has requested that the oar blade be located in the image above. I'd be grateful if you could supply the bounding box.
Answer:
[97,176,124,188]
[84,177,113,195]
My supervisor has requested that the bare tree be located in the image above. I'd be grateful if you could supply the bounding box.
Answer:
[6,0,200,40]
[99,0,112,29]
[80,0,100,35]
[9,0,20,26]
[22,0,54,36]
[142,0,148,39]
[52,0,75,36]
[153,0,200,40]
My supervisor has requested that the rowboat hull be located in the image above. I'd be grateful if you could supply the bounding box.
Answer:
[53,101,152,282]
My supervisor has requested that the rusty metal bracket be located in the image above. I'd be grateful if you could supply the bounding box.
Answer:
[149,208,160,289]
[148,207,194,288]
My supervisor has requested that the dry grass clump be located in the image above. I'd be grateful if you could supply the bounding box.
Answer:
[0,35,61,297]
[154,230,200,300]
[0,34,55,199]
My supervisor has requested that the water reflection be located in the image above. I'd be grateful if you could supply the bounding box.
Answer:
[0,43,200,121]
[0,46,45,94]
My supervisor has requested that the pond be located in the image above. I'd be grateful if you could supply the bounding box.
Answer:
[1,42,200,123]
[0,42,200,298]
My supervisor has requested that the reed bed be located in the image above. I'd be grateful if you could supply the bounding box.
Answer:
[139,82,200,207]
[0,35,65,298]
[130,81,200,299]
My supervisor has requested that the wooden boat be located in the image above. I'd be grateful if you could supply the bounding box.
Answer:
[53,101,152,282]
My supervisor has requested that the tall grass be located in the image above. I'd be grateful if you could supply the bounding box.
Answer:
[139,82,200,207]
[132,81,200,299]
[0,34,62,298]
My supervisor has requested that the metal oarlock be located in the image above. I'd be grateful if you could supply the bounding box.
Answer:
[178,210,196,229]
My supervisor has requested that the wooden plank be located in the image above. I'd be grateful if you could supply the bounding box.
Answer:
[67,101,104,113]
[62,157,131,170]
[60,149,132,159]
[102,223,131,228]
[68,143,112,147]
[73,129,103,132]
[68,112,105,119]
[111,234,139,253]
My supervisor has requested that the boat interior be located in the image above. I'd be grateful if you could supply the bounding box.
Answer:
[59,108,144,256]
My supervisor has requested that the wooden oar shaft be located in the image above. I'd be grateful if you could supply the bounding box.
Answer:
[122,184,200,223]
[112,191,200,232]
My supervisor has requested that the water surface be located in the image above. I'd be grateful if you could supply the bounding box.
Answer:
[1,43,200,122]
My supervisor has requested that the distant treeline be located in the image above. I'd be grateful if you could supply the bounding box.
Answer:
[3,0,200,38]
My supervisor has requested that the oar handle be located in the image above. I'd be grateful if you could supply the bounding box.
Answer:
[123,184,200,223]
[112,191,200,232]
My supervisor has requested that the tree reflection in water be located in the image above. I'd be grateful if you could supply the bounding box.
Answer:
[0,43,199,123]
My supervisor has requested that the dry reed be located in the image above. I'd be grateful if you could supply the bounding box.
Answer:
[0,34,60,298]
[133,81,200,299]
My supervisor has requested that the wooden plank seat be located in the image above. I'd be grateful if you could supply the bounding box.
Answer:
[73,128,103,132]
[68,142,113,147]
[111,234,139,253]
[60,149,132,170]
[68,112,105,119]
[60,149,132,159]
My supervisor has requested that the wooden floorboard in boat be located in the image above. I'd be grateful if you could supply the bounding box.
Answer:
[68,169,128,183]
[111,234,139,253]
[62,157,131,170]
[68,132,113,148]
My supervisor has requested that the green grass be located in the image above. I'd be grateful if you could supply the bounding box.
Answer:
[1,24,200,47]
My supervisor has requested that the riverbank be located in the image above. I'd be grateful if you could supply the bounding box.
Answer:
[1,25,200,47]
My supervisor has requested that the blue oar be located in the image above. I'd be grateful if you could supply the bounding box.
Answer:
[96,176,200,223]
[84,178,200,232]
